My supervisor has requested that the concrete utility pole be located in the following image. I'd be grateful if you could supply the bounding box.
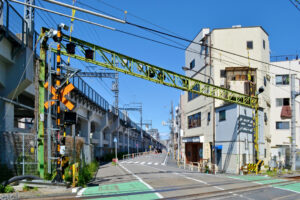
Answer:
[291,74,298,171]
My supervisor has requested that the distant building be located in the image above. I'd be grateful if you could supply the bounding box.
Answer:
[182,26,270,170]
[148,128,160,141]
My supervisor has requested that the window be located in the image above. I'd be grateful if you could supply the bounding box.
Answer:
[207,112,211,123]
[247,41,253,49]
[276,75,289,85]
[220,70,226,78]
[263,40,266,49]
[188,84,200,101]
[264,76,267,86]
[276,98,290,107]
[276,121,290,129]
[219,110,226,121]
[190,59,195,69]
[188,112,201,129]
[264,149,267,158]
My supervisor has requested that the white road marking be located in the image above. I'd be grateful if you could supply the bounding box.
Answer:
[154,163,158,165]
[141,161,145,165]
[134,161,139,164]
[119,164,163,199]
[162,153,168,165]
[76,188,86,197]
[148,162,152,165]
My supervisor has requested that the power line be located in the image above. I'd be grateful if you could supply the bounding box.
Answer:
[288,0,300,12]
[15,0,300,75]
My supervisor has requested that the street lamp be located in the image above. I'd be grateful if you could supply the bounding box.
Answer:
[182,66,216,174]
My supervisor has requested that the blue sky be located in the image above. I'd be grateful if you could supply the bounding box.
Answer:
[11,0,300,139]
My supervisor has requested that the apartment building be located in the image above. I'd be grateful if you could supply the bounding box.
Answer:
[182,26,270,170]
[269,56,300,168]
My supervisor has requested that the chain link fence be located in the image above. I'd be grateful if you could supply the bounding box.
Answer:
[0,132,38,181]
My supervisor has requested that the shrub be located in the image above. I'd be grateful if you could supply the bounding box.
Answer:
[0,184,14,193]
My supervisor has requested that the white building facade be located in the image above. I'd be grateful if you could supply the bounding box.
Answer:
[269,56,300,168]
[182,26,271,168]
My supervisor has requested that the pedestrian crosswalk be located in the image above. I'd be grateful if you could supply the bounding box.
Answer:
[121,160,165,166]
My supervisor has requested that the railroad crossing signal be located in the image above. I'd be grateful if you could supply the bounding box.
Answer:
[44,82,75,110]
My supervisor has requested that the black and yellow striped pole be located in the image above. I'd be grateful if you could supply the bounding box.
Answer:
[54,24,63,182]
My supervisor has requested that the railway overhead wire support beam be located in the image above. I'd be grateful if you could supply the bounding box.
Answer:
[46,28,258,108]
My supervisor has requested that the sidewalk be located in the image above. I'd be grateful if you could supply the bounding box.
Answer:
[81,162,160,200]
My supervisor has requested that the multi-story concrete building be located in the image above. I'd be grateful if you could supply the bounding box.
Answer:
[269,56,300,168]
[182,26,271,170]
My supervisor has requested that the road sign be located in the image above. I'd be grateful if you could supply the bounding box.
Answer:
[113,137,117,143]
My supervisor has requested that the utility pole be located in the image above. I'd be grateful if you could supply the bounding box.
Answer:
[171,101,174,158]
[291,74,298,171]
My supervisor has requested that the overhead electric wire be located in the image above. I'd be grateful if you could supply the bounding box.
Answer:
[12,0,300,75]
[288,0,300,12]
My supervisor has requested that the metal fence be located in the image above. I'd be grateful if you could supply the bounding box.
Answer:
[69,76,110,111]
[0,132,38,178]
[1,0,28,46]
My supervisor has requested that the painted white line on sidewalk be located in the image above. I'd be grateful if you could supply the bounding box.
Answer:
[76,188,86,197]
[119,164,163,199]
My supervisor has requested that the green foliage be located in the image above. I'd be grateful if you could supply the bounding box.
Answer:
[64,165,73,183]
[4,185,14,193]
[65,161,99,187]
[23,184,30,192]
[0,185,15,193]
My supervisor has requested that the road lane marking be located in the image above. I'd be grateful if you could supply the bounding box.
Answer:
[147,162,152,165]
[162,153,168,165]
[141,162,145,165]
[134,161,139,164]
[155,163,158,165]
[119,163,163,199]
[76,188,86,197]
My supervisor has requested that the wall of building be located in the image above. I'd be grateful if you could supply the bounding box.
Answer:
[215,104,264,174]
[269,58,300,167]
[182,26,271,164]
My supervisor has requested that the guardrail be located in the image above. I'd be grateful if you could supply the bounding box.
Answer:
[69,76,109,111]
[177,160,218,173]
[122,151,155,160]
[1,0,28,46]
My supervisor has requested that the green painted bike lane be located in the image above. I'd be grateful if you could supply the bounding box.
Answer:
[82,180,160,200]
[228,175,300,194]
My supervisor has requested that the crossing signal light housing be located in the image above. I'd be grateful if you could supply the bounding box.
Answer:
[85,49,94,60]
[64,111,77,125]
[66,42,76,54]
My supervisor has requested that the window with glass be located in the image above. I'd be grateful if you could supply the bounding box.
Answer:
[276,98,290,107]
[263,40,266,49]
[276,121,290,129]
[276,75,289,85]
[188,84,200,101]
[190,59,195,69]
[247,41,253,49]
[188,112,201,129]
[219,110,226,121]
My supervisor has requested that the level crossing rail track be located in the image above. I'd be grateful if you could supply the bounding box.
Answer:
[21,177,299,200]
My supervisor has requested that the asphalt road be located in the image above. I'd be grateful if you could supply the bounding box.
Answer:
[78,152,300,200]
